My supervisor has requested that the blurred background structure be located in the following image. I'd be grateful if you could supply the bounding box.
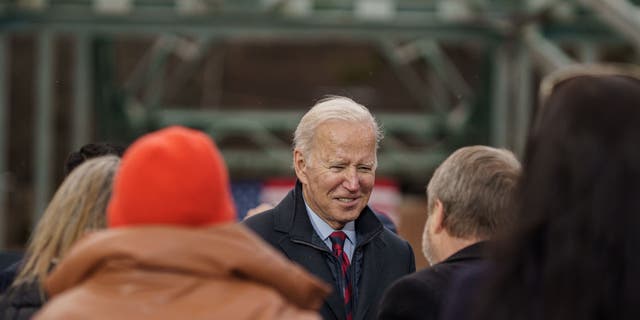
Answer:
[1,0,639,267]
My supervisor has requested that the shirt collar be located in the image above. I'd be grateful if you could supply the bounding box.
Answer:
[304,200,356,245]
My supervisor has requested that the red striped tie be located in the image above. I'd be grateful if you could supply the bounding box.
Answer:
[330,231,353,320]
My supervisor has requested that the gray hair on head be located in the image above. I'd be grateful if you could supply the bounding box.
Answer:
[427,145,521,239]
[293,96,383,159]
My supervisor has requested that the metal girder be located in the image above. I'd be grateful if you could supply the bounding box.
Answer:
[145,108,445,178]
[3,4,499,41]
[490,44,509,148]
[0,0,632,45]
[4,0,639,241]
[523,26,575,74]
[218,149,449,180]
[123,36,178,109]
[578,42,599,63]
[152,109,442,137]
[579,0,640,52]
[415,39,475,131]
[163,36,220,105]
[143,39,172,109]
[513,44,532,155]
[378,40,436,112]
[72,33,92,150]
[417,40,473,102]
[490,40,536,155]
[34,30,54,224]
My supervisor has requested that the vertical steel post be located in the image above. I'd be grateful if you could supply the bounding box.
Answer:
[491,44,510,148]
[514,44,532,156]
[579,42,599,63]
[72,33,91,150]
[33,31,54,225]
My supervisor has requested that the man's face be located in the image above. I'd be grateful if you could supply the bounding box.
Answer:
[421,210,437,265]
[295,120,377,230]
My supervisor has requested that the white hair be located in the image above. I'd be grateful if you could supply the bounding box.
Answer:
[293,96,383,160]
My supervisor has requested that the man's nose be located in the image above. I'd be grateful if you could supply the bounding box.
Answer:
[343,168,360,192]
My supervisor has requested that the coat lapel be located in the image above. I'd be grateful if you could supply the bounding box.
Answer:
[274,181,346,320]
[278,237,345,319]
[352,208,385,320]
[353,238,385,319]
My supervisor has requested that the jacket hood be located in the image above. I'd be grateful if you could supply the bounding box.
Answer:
[44,223,330,311]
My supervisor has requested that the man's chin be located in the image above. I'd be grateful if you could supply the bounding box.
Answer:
[335,209,363,224]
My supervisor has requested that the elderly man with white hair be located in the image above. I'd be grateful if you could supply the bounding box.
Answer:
[244,96,415,320]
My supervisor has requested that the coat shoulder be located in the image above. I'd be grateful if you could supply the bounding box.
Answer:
[242,208,276,235]
[378,229,414,261]
[379,228,411,248]
[242,208,288,249]
[377,271,440,320]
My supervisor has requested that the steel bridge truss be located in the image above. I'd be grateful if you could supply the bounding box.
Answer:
[0,0,639,245]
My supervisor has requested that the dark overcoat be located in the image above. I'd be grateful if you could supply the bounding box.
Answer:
[244,181,415,320]
[377,242,487,320]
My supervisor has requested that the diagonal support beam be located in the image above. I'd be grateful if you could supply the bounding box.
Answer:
[523,26,575,74]
[416,40,474,101]
[378,40,447,113]
[579,0,640,52]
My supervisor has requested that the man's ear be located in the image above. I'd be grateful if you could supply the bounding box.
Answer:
[431,199,446,234]
[293,149,309,185]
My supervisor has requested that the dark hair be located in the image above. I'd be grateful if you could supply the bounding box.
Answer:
[64,143,125,176]
[475,74,640,320]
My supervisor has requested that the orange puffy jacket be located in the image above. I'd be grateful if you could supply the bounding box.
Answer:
[35,224,330,320]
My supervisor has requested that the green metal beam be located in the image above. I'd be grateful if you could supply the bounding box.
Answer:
[578,0,640,51]
[417,39,474,101]
[4,10,501,41]
[72,33,91,150]
[34,30,54,224]
[378,40,442,113]
[143,108,448,180]
[151,109,443,137]
[524,26,575,74]
[220,149,449,180]
[490,43,509,148]
[514,43,532,156]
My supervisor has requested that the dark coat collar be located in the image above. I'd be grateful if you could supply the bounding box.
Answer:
[442,241,487,264]
[273,180,384,247]
[271,181,388,320]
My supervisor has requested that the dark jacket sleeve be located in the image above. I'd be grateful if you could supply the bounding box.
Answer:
[242,209,287,251]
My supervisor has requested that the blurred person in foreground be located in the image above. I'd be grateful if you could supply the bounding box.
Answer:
[0,156,120,319]
[441,65,640,320]
[377,146,520,320]
[0,142,126,293]
[35,126,330,320]
[243,96,415,320]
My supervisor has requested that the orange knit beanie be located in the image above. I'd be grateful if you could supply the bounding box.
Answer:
[107,126,236,228]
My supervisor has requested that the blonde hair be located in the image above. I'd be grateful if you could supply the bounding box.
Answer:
[293,96,383,159]
[12,155,120,289]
